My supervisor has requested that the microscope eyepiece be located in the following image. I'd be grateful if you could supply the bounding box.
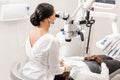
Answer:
[55,14,59,18]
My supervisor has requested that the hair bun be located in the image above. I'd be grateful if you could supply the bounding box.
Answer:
[30,13,40,26]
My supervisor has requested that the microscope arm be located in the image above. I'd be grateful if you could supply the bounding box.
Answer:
[91,11,118,34]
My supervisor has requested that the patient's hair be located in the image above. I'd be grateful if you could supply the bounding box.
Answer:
[30,3,54,26]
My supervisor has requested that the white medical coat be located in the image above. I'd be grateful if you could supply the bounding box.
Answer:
[22,33,64,80]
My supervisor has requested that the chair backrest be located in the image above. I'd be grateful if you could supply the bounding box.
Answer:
[111,74,120,80]
[10,61,31,80]
[110,69,120,79]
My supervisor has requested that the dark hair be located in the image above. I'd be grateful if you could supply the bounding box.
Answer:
[30,3,54,26]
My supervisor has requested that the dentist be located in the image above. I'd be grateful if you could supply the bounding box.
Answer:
[22,3,71,80]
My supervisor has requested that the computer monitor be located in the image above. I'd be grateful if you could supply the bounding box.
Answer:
[95,0,115,4]
[94,0,116,9]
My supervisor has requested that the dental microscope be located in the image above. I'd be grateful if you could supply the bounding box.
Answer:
[56,0,95,54]
[56,0,95,42]
[56,0,118,53]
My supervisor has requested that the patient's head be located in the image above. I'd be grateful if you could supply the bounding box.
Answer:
[30,3,55,27]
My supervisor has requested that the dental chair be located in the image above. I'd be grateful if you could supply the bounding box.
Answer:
[10,59,32,80]
[110,69,120,80]
[111,74,120,80]
[10,59,120,80]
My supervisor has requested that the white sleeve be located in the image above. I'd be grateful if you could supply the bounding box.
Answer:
[100,62,109,80]
[65,56,85,61]
[48,38,64,75]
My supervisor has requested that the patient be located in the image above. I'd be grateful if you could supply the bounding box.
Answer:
[54,34,120,80]
[54,55,120,80]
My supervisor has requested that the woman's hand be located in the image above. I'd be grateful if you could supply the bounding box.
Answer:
[60,59,64,67]
[64,65,72,72]
[59,59,72,72]
[61,72,70,80]
[59,59,72,80]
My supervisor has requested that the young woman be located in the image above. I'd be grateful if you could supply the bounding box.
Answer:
[22,3,70,80]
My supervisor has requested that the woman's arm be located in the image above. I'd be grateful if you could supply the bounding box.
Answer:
[48,39,64,75]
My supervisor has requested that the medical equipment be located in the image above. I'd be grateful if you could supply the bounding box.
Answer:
[95,0,115,4]
[96,34,120,60]
[56,0,95,42]
[0,4,30,21]
[56,0,118,54]
[95,6,119,56]
[94,0,116,6]
[91,11,118,34]
[0,0,9,4]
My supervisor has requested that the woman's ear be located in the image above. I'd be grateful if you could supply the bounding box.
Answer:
[48,18,51,23]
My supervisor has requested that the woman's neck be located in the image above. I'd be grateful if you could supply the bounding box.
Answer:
[38,22,49,34]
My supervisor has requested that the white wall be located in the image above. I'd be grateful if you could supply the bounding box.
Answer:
[0,0,77,80]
